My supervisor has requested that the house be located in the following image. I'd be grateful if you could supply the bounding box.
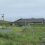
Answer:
[13,18,45,26]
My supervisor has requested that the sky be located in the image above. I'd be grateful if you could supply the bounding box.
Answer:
[0,0,45,21]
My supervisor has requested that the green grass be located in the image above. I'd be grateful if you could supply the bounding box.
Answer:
[0,24,45,45]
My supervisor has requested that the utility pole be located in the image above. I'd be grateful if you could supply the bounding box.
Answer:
[2,14,4,21]
[0,13,5,29]
[2,14,4,28]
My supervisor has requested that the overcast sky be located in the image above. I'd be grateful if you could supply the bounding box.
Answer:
[0,0,45,21]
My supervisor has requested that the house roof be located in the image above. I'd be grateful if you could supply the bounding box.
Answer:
[14,18,44,23]
[44,19,45,22]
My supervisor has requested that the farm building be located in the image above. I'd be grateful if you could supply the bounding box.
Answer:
[12,18,45,26]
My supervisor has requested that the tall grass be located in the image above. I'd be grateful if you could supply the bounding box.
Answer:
[0,24,45,45]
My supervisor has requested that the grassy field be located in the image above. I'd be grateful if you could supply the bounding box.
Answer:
[0,24,45,45]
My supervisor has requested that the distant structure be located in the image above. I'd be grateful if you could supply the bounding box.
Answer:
[12,18,45,26]
[2,14,4,21]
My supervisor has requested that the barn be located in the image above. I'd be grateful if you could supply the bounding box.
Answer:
[12,18,45,26]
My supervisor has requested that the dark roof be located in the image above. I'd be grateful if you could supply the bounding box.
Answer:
[44,19,45,22]
[14,18,44,23]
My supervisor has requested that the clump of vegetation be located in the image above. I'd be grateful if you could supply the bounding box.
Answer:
[0,24,45,45]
